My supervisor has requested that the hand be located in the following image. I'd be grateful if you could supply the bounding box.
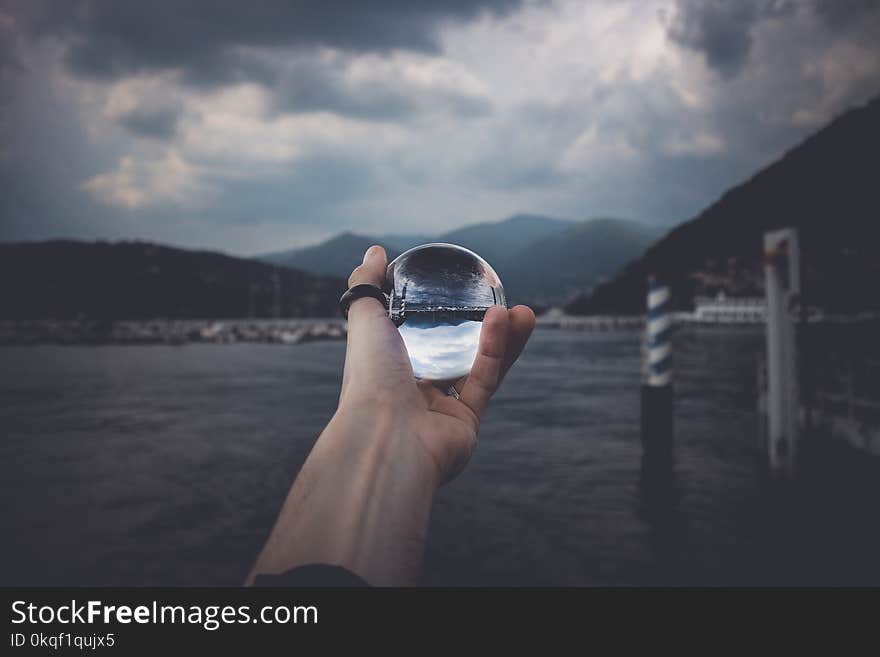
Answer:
[248,245,534,585]
[341,245,535,484]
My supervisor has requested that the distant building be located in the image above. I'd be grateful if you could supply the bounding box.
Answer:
[678,293,766,324]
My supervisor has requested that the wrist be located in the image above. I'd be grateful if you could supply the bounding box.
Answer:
[250,404,438,586]
[314,408,437,584]
[329,405,441,491]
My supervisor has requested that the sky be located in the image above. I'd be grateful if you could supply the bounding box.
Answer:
[1,0,879,256]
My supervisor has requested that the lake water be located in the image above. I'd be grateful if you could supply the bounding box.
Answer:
[1,328,879,586]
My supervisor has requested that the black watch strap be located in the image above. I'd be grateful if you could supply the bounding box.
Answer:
[339,284,387,319]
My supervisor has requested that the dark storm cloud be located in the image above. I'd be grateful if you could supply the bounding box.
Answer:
[0,16,21,113]
[4,0,527,82]
[271,57,418,121]
[177,49,283,89]
[665,0,880,78]
[3,0,880,254]
[117,105,182,139]
[0,18,20,71]
[664,0,795,78]
[268,56,491,121]
[812,0,880,31]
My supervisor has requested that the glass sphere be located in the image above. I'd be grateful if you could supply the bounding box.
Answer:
[384,243,506,381]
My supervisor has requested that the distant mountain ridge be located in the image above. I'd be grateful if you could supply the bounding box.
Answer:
[439,214,573,266]
[259,214,571,276]
[0,240,345,319]
[261,232,390,282]
[567,93,880,315]
[503,218,662,302]
[261,214,657,305]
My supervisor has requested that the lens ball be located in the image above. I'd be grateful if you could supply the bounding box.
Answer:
[384,243,506,381]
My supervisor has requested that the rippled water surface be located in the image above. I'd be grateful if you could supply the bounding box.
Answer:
[1,328,878,586]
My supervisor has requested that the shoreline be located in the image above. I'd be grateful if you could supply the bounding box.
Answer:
[0,318,348,346]
[4,313,873,346]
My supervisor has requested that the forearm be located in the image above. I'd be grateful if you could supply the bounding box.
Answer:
[247,407,439,586]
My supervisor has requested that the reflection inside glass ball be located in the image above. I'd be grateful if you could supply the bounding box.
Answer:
[384,243,506,381]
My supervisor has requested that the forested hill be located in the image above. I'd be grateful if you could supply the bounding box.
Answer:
[0,240,346,319]
[567,93,880,315]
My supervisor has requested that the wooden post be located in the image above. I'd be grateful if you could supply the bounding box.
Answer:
[641,276,674,491]
[763,228,800,476]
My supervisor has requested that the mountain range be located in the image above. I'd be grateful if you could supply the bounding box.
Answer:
[567,93,880,315]
[260,214,660,306]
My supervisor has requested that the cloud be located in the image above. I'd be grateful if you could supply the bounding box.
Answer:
[663,1,794,78]
[116,104,181,139]
[81,152,208,210]
[662,131,725,157]
[0,11,22,72]
[812,0,880,31]
[268,50,493,121]
[95,73,187,139]
[2,0,880,256]
[7,0,529,82]
[399,320,482,380]
[664,0,880,79]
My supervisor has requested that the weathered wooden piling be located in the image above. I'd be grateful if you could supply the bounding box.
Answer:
[763,227,801,476]
[641,276,674,488]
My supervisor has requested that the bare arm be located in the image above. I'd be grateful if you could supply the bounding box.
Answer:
[247,245,534,586]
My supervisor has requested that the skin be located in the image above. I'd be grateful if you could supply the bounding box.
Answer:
[247,245,535,586]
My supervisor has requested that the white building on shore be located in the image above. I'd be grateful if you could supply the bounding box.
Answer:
[677,293,766,325]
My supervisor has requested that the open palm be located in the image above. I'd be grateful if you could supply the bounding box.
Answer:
[341,245,535,483]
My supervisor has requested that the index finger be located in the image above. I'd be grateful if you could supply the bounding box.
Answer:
[344,245,390,324]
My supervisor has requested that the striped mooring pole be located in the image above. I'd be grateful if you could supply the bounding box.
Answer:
[641,276,674,487]
[644,278,673,386]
